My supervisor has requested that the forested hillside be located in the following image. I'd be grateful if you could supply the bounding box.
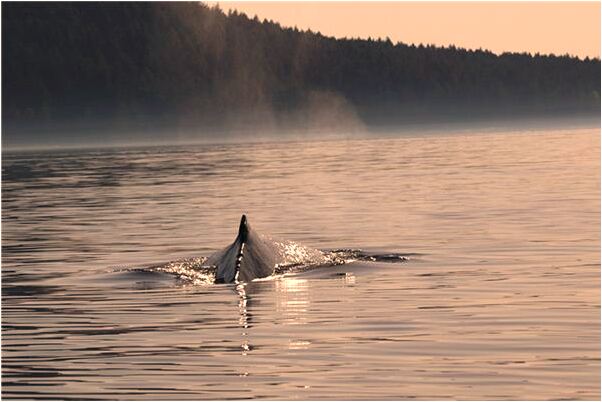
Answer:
[3,2,600,144]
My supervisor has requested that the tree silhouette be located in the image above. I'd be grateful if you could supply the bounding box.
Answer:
[3,2,600,141]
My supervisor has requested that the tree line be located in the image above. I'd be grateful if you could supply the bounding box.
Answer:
[3,2,600,139]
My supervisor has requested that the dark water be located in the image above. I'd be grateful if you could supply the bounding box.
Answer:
[2,128,600,399]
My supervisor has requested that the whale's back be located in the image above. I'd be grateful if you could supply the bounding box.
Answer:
[207,215,328,283]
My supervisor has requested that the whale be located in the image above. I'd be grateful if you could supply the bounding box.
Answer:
[206,215,329,283]
[120,215,410,285]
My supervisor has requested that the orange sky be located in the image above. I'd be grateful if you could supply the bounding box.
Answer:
[211,1,601,59]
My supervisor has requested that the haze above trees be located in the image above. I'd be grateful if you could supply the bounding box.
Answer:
[3,2,600,145]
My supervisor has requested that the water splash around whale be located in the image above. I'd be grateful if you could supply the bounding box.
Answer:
[117,215,411,286]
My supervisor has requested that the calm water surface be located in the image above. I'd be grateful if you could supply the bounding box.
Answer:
[2,128,600,399]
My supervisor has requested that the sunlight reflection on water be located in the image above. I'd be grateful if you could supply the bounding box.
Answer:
[2,128,600,399]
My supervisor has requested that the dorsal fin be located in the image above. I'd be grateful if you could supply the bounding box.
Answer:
[237,214,249,243]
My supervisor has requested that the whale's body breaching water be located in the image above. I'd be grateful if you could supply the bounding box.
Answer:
[207,215,330,283]
[120,215,411,285]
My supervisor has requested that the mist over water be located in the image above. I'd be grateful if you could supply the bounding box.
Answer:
[2,128,600,399]
[4,113,600,152]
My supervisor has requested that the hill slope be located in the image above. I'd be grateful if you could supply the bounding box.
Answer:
[3,2,600,145]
